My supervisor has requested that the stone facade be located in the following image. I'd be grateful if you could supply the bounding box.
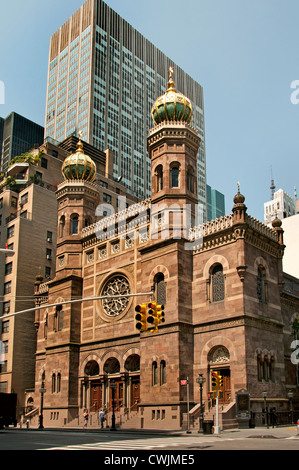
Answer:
[27,118,299,430]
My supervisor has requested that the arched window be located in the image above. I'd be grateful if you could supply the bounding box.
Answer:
[57,373,61,393]
[156,165,163,192]
[152,361,158,386]
[154,273,166,306]
[59,215,65,238]
[85,217,91,228]
[257,352,274,381]
[54,304,63,332]
[257,266,267,304]
[44,313,48,339]
[170,164,179,188]
[70,214,79,235]
[292,315,299,340]
[160,360,166,385]
[52,373,56,393]
[187,167,195,193]
[211,264,225,302]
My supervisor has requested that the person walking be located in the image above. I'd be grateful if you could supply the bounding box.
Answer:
[83,409,89,428]
[99,409,105,429]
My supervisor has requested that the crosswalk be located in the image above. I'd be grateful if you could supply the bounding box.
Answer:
[42,436,230,451]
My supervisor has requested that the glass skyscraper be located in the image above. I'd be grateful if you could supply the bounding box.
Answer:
[44,0,207,212]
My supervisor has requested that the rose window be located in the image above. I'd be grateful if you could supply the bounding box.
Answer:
[102,275,130,317]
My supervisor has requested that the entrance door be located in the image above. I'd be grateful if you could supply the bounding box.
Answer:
[109,380,124,411]
[91,382,103,412]
[131,378,140,410]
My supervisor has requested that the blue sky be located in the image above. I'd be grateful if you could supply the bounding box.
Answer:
[0,0,298,222]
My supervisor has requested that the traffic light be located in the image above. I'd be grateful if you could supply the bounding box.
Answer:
[135,303,147,332]
[147,302,165,332]
[218,374,223,387]
[157,303,165,326]
[147,302,158,332]
[211,372,217,389]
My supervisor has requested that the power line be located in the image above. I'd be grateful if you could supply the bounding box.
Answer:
[0,292,153,321]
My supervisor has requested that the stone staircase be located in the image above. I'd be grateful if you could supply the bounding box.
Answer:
[67,408,140,429]
[183,400,238,431]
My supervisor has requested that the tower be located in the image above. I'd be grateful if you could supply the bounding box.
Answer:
[56,134,100,279]
[147,67,201,241]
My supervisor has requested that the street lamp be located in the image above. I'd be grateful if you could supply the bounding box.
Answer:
[262,391,268,429]
[110,380,117,431]
[38,386,46,429]
[196,373,206,433]
[288,390,294,424]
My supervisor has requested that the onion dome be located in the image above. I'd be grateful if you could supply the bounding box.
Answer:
[272,215,282,228]
[151,66,193,126]
[233,182,245,205]
[61,133,96,183]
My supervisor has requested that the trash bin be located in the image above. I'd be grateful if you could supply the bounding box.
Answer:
[203,420,213,434]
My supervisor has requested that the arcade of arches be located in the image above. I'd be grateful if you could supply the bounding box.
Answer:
[82,355,140,413]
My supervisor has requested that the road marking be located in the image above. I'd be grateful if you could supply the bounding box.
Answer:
[42,436,235,450]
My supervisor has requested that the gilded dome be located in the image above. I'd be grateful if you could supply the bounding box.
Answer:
[61,134,96,183]
[151,67,193,126]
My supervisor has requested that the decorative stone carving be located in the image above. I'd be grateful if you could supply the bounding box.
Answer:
[102,275,130,317]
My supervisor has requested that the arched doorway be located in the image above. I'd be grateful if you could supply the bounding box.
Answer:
[84,360,102,412]
[208,346,231,404]
[124,354,140,411]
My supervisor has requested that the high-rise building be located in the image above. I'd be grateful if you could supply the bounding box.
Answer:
[206,184,225,221]
[264,188,296,225]
[0,112,44,174]
[44,0,207,216]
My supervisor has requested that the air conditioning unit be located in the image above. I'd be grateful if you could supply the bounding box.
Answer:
[47,238,52,243]
[47,255,52,260]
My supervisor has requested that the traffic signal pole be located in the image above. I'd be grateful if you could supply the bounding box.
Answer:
[214,390,220,435]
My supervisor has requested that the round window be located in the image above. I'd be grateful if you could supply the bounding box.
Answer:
[101,275,130,317]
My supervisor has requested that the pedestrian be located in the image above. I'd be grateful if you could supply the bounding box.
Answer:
[99,409,105,429]
[83,409,89,428]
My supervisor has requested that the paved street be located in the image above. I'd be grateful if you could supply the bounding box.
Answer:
[0,426,298,452]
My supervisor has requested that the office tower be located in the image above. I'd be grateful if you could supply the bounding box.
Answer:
[264,188,296,225]
[0,112,44,174]
[44,0,207,216]
[206,184,225,221]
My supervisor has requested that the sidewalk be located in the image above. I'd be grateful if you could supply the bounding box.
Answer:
[14,424,299,439]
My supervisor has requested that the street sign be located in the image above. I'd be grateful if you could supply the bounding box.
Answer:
[39,388,46,394]
[180,379,187,385]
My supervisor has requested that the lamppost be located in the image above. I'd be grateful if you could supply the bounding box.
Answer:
[38,386,46,429]
[288,390,294,424]
[196,373,206,433]
[262,391,268,428]
[110,380,117,431]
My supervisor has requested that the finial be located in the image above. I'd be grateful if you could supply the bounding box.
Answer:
[76,131,84,153]
[167,66,176,91]
[237,181,240,193]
